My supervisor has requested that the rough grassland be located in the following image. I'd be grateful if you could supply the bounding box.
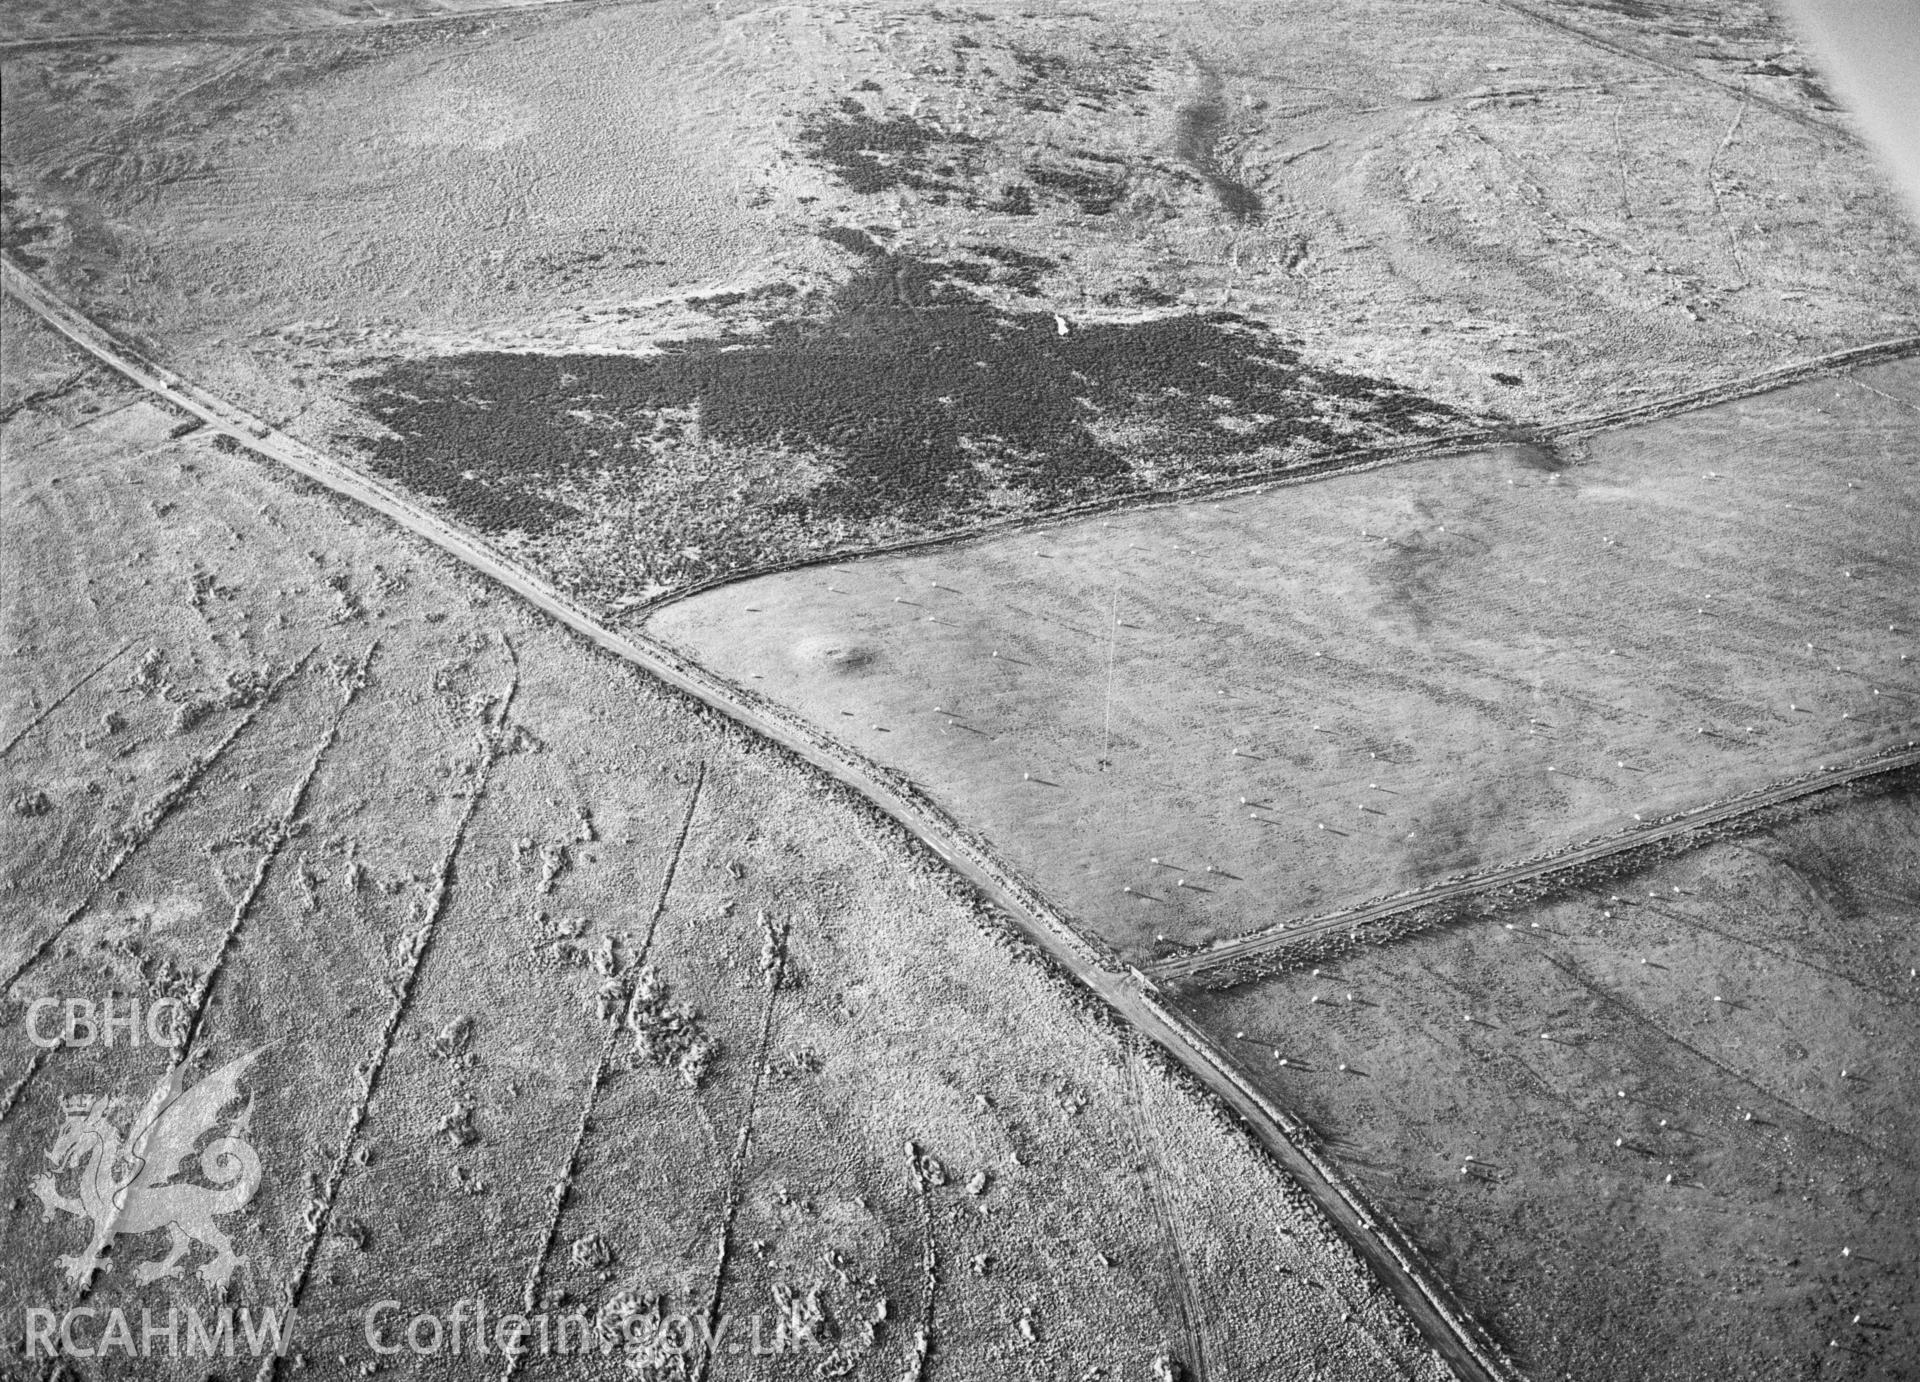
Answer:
[1182,790,1920,1382]
[649,360,1920,965]
[0,303,1447,1381]
[3,0,1917,599]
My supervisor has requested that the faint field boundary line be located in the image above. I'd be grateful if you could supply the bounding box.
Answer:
[1483,0,1856,146]
[1848,374,1920,416]
[0,646,360,1132]
[690,926,787,1382]
[636,763,706,960]
[1532,948,1915,1172]
[66,633,362,1330]
[0,639,133,761]
[1151,750,1920,987]
[174,640,378,1056]
[0,647,317,997]
[1125,1050,1212,1382]
[503,763,706,1382]
[0,362,95,425]
[1631,895,1913,1005]
[902,1153,936,1382]
[1704,88,1751,280]
[262,647,517,1381]
[96,41,278,147]
[0,258,1516,1382]
[0,0,653,51]
[0,1047,51,1123]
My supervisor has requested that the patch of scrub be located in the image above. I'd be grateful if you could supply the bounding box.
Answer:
[345,235,1478,602]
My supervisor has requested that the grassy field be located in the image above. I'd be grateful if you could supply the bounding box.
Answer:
[3,0,1917,600]
[1180,788,1920,1382]
[649,360,1920,966]
[0,302,1449,1381]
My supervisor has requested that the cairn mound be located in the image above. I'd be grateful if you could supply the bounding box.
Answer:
[792,635,875,675]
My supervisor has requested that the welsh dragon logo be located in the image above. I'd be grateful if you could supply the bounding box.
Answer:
[33,1047,266,1289]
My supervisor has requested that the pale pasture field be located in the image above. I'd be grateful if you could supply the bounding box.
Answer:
[1183,791,1920,1382]
[651,362,1919,965]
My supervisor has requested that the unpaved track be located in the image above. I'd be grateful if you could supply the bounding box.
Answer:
[1483,0,1855,145]
[1153,748,1920,987]
[2,256,1518,1382]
